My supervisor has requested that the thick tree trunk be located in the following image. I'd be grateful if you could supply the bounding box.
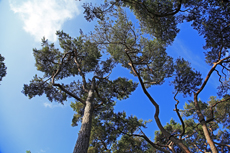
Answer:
[194,94,218,153]
[73,81,95,153]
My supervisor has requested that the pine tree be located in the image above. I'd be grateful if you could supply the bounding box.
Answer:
[22,31,137,153]
[0,54,7,83]
[79,0,230,152]
[23,0,230,152]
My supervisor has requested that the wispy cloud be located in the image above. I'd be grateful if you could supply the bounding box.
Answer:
[9,0,81,42]
[169,39,219,88]
[169,39,207,71]
[39,149,46,153]
[43,102,64,108]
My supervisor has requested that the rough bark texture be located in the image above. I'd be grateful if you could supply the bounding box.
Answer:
[73,81,95,153]
[194,94,218,153]
[193,62,219,153]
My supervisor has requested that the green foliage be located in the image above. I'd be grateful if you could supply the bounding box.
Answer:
[111,135,154,153]
[0,54,7,82]
[180,96,230,152]
[23,74,67,103]
[181,0,230,66]
[78,0,230,152]
[172,58,202,96]
[86,108,151,152]
[93,7,175,88]
[121,0,180,45]
[24,0,230,152]
[24,29,139,153]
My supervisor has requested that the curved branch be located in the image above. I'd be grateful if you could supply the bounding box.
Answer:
[221,65,227,80]
[125,51,190,153]
[129,131,170,153]
[196,55,230,96]
[173,91,185,139]
[52,52,85,105]
[193,54,230,153]
[130,0,182,18]
[214,69,223,85]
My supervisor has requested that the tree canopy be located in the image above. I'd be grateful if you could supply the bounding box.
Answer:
[0,54,7,83]
[23,0,230,152]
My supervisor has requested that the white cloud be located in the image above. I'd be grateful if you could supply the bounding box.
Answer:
[9,0,81,42]
[39,149,46,153]
[43,102,64,108]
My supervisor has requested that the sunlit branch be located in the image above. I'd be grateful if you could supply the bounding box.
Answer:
[193,143,205,153]
[193,55,230,153]
[196,55,230,96]
[182,131,196,140]
[168,141,176,153]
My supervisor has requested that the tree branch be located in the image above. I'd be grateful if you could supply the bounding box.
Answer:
[129,0,182,18]
[73,49,88,93]
[207,96,230,123]
[125,51,190,153]
[52,52,86,105]
[173,91,185,139]
[214,142,230,148]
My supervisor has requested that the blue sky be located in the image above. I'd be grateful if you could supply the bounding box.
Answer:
[0,0,220,153]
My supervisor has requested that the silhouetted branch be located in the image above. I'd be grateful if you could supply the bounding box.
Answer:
[173,91,185,139]
[52,52,86,105]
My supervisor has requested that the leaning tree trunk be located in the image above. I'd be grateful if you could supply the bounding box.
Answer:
[194,94,218,153]
[73,81,95,153]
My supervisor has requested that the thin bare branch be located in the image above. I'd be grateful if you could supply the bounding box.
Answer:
[214,69,223,85]
[193,143,205,153]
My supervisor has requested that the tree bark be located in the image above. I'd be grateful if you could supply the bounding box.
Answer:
[73,80,95,153]
[194,94,218,153]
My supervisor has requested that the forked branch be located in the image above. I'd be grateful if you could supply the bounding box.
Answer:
[52,52,86,105]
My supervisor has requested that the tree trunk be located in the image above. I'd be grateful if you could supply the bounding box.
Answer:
[194,94,218,153]
[73,81,95,153]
